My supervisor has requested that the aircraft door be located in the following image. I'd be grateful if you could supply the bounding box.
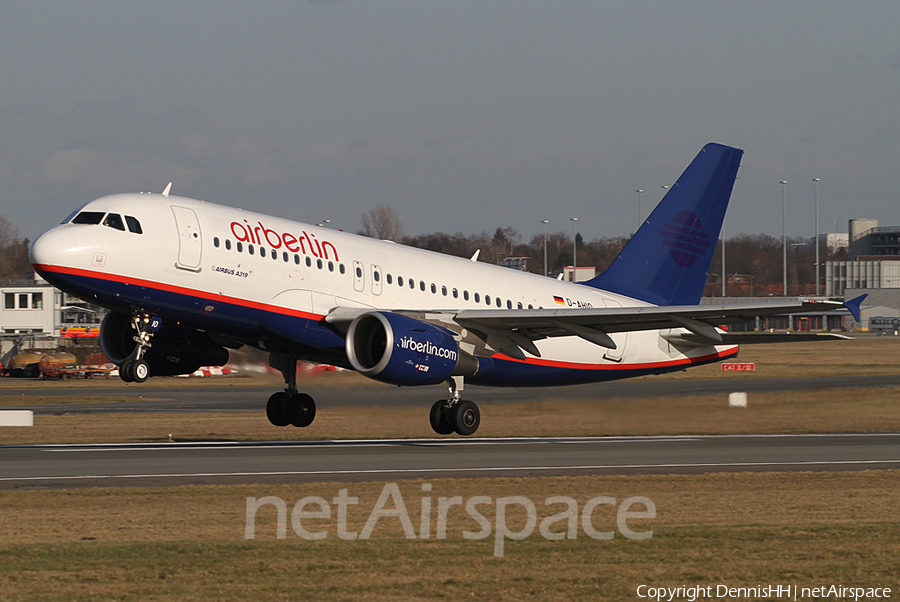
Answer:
[602,298,628,362]
[171,206,202,272]
[371,264,382,295]
[352,260,365,292]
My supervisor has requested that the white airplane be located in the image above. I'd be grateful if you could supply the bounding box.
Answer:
[30,143,862,436]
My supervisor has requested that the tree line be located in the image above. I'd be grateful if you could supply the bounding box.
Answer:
[0,208,849,296]
[0,216,31,282]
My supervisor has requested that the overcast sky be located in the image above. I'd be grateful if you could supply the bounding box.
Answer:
[2,1,899,243]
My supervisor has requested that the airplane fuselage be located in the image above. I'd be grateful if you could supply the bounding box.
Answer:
[31,193,737,388]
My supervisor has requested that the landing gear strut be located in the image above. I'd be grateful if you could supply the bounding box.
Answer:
[119,314,158,384]
[266,353,317,428]
[430,376,480,436]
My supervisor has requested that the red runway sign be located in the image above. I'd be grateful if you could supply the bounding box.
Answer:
[721,363,755,371]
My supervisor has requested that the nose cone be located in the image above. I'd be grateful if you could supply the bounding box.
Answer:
[30,227,78,275]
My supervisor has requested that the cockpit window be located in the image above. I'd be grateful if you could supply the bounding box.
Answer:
[71,211,105,225]
[103,213,126,231]
[62,204,89,224]
[125,216,143,234]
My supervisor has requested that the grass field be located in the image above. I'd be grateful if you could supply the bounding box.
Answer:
[1,472,897,601]
[1,338,898,599]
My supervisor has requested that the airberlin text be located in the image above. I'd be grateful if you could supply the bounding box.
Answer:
[245,483,655,557]
[399,336,458,361]
[230,220,339,261]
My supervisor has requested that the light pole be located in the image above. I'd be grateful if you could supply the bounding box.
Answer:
[570,217,578,282]
[541,219,549,277]
[636,190,643,230]
[813,178,821,295]
[780,181,788,296]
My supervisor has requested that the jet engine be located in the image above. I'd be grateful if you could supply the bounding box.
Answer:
[100,311,229,377]
[346,311,477,386]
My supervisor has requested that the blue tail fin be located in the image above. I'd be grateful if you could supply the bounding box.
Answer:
[585,143,743,306]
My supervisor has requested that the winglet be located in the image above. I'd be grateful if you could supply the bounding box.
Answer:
[843,294,867,322]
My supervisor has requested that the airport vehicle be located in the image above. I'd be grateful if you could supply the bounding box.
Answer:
[29,143,862,435]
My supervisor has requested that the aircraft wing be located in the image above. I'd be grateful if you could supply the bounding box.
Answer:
[326,296,864,359]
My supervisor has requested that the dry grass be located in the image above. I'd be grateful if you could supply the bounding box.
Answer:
[0,471,897,600]
[1,385,898,445]
[647,335,900,380]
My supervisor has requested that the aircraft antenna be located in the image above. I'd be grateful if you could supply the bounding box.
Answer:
[162,182,172,197]
[470,250,480,262]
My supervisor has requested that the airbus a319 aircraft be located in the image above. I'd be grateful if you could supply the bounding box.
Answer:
[30,143,862,436]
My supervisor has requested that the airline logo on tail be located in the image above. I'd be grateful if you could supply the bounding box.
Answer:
[659,211,710,268]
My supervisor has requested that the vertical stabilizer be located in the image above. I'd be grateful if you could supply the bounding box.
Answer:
[585,143,743,306]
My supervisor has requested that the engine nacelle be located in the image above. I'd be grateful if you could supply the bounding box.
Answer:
[100,311,229,377]
[346,311,466,386]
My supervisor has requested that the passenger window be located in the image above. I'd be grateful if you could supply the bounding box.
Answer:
[442,286,447,296]
[249,245,255,256]
[485,295,491,306]
[306,256,312,267]
[398,276,404,287]
[237,242,243,252]
[329,261,335,272]
[430,283,436,294]
[419,281,425,291]
[271,249,277,260]
[317,259,323,269]
[213,237,220,248]
[125,216,143,234]
[294,254,300,264]
[464,291,469,301]
[72,211,105,225]
[517,302,523,309]
[225,239,232,250]
[474,293,480,303]
[409,279,415,289]
[260,246,266,256]
[506,300,512,309]
[340,264,346,274]
[283,252,289,262]
[103,213,126,231]
[386,274,393,285]
[453,288,459,299]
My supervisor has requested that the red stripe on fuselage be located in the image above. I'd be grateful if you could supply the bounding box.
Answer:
[33,263,323,322]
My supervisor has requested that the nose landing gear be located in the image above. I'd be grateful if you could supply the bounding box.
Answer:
[118,314,159,383]
[430,376,481,436]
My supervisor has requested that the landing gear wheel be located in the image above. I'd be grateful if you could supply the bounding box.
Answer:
[451,400,480,436]
[286,393,316,428]
[430,400,455,435]
[132,359,150,383]
[119,361,135,383]
[266,393,291,427]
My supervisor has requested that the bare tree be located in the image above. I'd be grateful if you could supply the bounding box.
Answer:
[359,204,405,241]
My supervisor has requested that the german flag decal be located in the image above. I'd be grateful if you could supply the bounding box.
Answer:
[553,296,566,305]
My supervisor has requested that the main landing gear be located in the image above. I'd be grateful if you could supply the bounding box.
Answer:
[266,354,317,428]
[118,314,158,384]
[430,376,481,436]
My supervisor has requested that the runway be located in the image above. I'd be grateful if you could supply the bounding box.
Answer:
[6,373,900,415]
[1,433,898,490]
